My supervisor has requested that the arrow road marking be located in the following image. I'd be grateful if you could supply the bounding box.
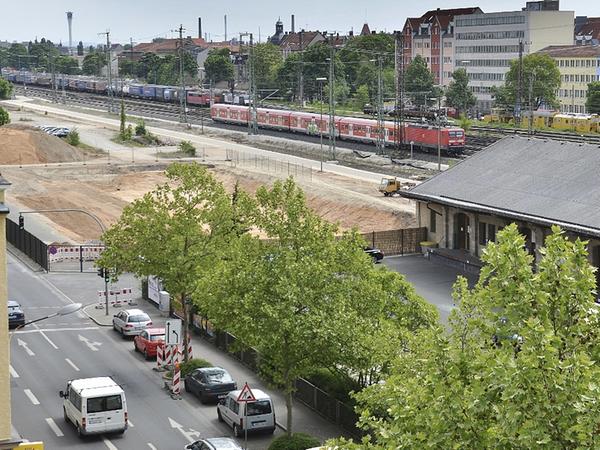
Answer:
[78,334,102,352]
[65,358,80,371]
[17,339,35,356]
[168,417,200,443]
[45,418,64,437]
[147,444,157,450]
[103,437,118,450]
[24,389,40,405]
[9,365,19,378]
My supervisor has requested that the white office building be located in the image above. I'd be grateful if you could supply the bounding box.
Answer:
[454,1,574,113]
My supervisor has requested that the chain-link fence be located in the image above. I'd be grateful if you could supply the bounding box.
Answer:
[226,149,313,182]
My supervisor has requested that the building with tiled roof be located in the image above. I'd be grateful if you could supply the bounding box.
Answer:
[402,7,483,87]
[360,23,371,36]
[279,31,326,58]
[575,17,600,46]
[536,45,600,113]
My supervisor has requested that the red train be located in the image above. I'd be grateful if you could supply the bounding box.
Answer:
[210,104,465,154]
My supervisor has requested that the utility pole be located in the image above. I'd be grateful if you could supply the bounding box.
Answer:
[242,33,258,135]
[298,31,304,106]
[176,24,188,125]
[376,55,385,155]
[99,31,113,114]
[528,71,534,135]
[515,39,524,126]
[394,31,405,152]
[328,38,336,161]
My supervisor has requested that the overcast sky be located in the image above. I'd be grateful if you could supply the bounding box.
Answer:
[2,1,597,46]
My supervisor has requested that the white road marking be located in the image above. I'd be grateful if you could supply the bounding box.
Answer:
[65,358,80,371]
[37,271,88,320]
[45,418,64,437]
[17,338,35,356]
[103,437,118,450]
[78,334,102,351]
[127,419,134,427]
[168,417,199,443]
[24,389,40,405]
[147,444,157,450]
[9,365,19,378]
[33,323,59,349]
[13,326,99,334]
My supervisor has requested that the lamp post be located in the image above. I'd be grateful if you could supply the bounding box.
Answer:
[430,95,442,171]
[10,303,83,337]
[316,77,327,172]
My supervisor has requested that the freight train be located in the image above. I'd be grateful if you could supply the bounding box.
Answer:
[2,69,466,153]
[211,104,466,154]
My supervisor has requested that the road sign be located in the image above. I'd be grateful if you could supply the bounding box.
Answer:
[237,382,256,402]
[49,245,57,255]
[165,319,182,346]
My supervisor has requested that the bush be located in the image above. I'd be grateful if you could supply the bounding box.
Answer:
[0,107,9,126]
[66,129,80,146]
[179,358,212,378]
[135,119,147,136]
[306,368,360,404]
[0,79,13,100]
[268,433,321,450]
[179,140,196,156]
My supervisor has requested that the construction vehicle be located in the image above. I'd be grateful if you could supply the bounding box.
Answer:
[378,177,416,196]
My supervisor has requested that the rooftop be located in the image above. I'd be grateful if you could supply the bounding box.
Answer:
[537,44,600,57]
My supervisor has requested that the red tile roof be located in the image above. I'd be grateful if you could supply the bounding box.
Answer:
[577,17,600,39]
[279,31,324,51]
[538,45,600,57]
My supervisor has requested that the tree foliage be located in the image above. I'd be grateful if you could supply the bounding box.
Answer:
[494,53,561,110]
[0,79,13,100]
[204,48,234,83]
[253,43,283,90]
[404,55,436,106]
[586,81,600,114]
[329,224,600,449]
[97,163,240,362]
[445,68,476,115]
[0,107,10,126]
[82,52,106,76]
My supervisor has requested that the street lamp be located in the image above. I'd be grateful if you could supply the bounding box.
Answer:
[10,303,82,336]
[316,77,327,172]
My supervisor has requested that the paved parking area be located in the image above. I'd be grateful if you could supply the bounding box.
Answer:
[382,254,478,323]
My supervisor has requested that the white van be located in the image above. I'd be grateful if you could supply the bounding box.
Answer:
[217,389,276,437]
[60,377,128,437]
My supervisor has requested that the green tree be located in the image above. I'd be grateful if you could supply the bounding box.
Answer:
[96,163,239,363]
[55,56,80,75]
[119,99,127,139]
[586,81,600,114]
[329,224,600,449]
[137,52,161,82]
[119,59,138,78]
[338,33,395,88]
[0,78,13,100]
[445,68,476,116]
[0,107,10,126]
[494,53,560,110]
[7,43,28,68]
[252,43,283,90]
[204,48,234,83]
[204,178,408,436]
[352,84,371,109]
[82,52,105,76]
[404,54,435,107]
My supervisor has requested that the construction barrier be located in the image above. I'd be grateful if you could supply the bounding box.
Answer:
[95,288,134,309]
[156,344,164,371]
[48,245,105,263]
[171,362,181,397]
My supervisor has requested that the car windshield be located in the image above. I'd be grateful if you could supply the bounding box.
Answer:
[128,314,150,322]
[8,305,20,312]
[245,400,272,416]
[149,334,165,341]
[204,369,232,383]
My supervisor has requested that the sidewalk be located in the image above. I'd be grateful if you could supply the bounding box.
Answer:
[85,296,347,442]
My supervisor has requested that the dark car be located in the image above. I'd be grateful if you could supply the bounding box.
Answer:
[364,246,384,263]
[8,301,25,328]
[185,437,242,450]
[184,367,237,404]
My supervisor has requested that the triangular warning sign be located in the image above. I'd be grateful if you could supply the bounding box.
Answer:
[237,382,256,402]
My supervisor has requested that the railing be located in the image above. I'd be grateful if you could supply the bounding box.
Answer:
[6,218,48,270]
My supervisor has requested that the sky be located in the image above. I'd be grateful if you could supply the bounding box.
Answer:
[1,0,598,46]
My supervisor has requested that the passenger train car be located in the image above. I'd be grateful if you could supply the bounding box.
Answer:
[211,104,466,154]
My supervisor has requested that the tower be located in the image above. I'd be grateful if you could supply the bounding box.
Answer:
[276,17,284,35]
[66,12,73,55]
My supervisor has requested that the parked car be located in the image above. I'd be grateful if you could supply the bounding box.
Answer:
[8,300,25,328]
[185,367,237,403]
[364,246,384,263]
[133,328,165,360]
[217,389,276,436]
[185,437,243,450]
[112,309,152,337]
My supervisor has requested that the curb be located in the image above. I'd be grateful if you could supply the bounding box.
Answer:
[82,304,113,327]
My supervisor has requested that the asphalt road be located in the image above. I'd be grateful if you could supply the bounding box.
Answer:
[7,253,294,450]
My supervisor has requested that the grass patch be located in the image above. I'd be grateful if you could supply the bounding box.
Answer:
[111,136,145,147]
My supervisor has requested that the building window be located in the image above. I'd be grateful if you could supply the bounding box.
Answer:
[479,222,487,245]
[430,209,437,233]
[488,224,496,243]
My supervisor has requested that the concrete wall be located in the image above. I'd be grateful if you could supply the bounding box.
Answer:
[528,11,575,53]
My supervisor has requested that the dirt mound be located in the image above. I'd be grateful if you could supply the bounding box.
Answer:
[0,124,83,165]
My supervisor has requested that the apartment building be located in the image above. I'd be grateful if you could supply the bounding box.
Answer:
[402,7,482,87]
[454,1,574,113]
[537,45,600,113]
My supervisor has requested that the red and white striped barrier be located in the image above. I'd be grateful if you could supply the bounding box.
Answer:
[95,288,134,308]
[156,344,164,370]
[163,345,174,368]
[48,246,105,263]
[171,363,181,396]
[181,339,193,361]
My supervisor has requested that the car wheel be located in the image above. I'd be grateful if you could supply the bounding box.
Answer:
[184,380,190,393]
[217,408,224,422]
[134,342,139,352]
[198,391,207,404]
[120,327,125,338]
[233,424,242,438]
[77,423,84,438]
[63,407,70,424]
[113,323,117,332]
[143,349,149,360]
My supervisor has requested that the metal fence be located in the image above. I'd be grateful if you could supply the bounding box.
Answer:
[47,244,105,272]
[362,227,427,256]
[6,218,48,270]
[226,149,313,181]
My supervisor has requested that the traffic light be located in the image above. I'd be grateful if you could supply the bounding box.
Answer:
[18,215,24,230]
[97,267,105,278]
[104,269,110,283]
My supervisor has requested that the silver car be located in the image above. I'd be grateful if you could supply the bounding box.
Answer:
[185,437,242,450]
[112,309,152,337]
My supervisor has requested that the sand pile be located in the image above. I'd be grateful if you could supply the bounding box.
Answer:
[0,124,83,164]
